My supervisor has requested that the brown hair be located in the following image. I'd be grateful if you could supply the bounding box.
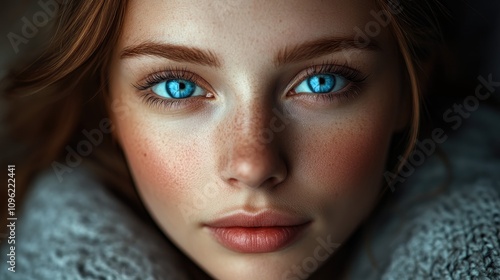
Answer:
[0,0,446,252]
[0,0,141,224]
[379,0,447,193]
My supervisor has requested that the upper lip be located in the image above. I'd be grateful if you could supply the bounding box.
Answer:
[204,210,310,228]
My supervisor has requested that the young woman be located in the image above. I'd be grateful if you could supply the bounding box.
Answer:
[1,0,499,279]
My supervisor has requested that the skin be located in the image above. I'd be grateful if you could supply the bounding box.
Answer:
[109,0,409,278]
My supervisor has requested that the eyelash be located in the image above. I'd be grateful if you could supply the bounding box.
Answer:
[133,62,368,109]
[288,62,367,104]
[133,68,209,110]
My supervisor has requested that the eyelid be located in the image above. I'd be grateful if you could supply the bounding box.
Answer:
[285,62,366,95]
[133,68,215,94]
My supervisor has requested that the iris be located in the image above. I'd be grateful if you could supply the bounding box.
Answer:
[294,74,348,94]
[152,79,198,99]
[307,75,336,93]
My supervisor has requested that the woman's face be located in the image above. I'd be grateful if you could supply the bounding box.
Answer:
[109,0,407,278]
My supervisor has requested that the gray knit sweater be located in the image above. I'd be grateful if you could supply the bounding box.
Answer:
[1,108,499,279]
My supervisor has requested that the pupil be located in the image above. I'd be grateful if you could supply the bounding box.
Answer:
[319,77,325,85]
[179,83,186,90]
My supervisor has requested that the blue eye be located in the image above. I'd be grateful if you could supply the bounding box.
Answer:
[294,74,348,94]
[152,79,204,99]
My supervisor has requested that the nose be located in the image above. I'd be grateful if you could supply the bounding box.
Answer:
[217,103,288,190]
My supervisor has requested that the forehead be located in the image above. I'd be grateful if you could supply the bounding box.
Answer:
[117,0,393,57]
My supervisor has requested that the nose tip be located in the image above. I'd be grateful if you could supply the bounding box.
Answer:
[225,157,287,189]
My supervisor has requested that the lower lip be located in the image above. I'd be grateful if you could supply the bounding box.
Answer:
[207,223,309,253]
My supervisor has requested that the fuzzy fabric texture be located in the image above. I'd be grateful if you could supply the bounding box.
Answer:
[347,107,500,279]
[0,167,207,280]
[1,107,499,280]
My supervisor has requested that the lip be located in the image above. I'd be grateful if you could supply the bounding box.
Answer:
[204,210,311,253]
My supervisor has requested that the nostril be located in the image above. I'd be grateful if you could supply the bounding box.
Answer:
[227,178,238,186]
[262,176,284,189]
[226,175,283,190]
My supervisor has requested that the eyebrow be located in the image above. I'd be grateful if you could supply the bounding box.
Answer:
[120,36,379,68]
[120,41,222,67]
[274,37,380,66]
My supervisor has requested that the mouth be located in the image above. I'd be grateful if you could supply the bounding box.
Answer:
[203,210,311,253]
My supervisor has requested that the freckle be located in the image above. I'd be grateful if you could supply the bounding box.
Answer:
[144,153,147,157]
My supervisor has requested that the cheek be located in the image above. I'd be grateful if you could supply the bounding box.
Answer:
[115,116,205,229]
[287,109,395,241]
[306,122,389,191]
[290,106,395,203]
